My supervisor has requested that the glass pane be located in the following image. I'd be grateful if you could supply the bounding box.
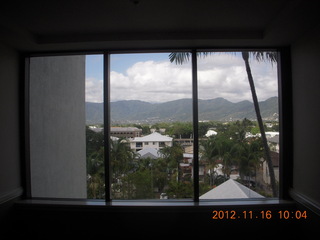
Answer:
[30,55,87,198]
[85,55,105,199]
[197,51,279,200]
[110,53,193,199]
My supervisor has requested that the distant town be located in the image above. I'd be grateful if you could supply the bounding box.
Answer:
[86,119,279,199]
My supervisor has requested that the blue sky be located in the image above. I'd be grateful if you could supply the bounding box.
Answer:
[86,55,103,79]
[86,53,170,78]
[110,53,170,74]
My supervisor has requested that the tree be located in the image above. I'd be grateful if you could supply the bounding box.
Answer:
[87,146,105,199]
[110,138,136,198]
[200,133,235,186]
[169,51,278,197]
[129,170,154,199]
[242,52,278,197]
[86,126,104,156]
[158,142,184,182]
[167,181,193,198]
[232,136,263,187]
[199,136,219,186]
[86,127,105,199]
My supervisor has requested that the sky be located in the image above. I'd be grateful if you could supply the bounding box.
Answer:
[85,52,278,103]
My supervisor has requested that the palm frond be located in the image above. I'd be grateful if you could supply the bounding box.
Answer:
[169,52,213,65]
[250,51,278,65]
[169,52,191,64]
[169,51,278,65]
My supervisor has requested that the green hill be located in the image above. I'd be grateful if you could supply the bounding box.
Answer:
[86,97,278,124]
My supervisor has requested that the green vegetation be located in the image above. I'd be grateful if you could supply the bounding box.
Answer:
[86,119,278,199]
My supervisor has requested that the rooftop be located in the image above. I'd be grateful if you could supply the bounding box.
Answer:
[111,127,142,132]
[132,132,172,142]
[137,148,162,159]
[200,179,265,199]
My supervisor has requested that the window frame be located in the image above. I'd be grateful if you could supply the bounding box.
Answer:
[23,47,293,205]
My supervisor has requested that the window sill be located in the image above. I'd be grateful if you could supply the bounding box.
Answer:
[15,198,295,209]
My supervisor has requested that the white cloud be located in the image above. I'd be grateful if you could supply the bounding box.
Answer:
[85,77,103,102]
[197,54,278,102]
[86,53,278,103]
[110,60,192,102]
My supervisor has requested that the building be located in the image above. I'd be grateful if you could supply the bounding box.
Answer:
[174,138,193,149]
[268,135,280,153]
[261,151,280,186]
[111,127,142,138]
[130,132,173,151]
[181,152,207,182]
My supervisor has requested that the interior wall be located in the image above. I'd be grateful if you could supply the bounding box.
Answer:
[291,23,320,207]
[0,43,22,201]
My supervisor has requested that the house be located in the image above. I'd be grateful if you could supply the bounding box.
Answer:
[130,132,173,151]
[200,179,264,199]
[268,135,280,153]
[261,151,280,186]
[181,152,207,182]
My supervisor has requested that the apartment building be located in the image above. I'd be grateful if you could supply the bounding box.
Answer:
[111,127,142,138]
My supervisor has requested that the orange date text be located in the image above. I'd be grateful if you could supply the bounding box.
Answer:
[212,210,307,220]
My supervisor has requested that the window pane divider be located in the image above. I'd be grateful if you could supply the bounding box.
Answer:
[192,50,199,202]
[104,52,111,202]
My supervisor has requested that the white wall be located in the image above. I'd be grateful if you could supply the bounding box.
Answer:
[29,56,86,198]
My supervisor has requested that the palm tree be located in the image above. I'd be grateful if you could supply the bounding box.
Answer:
[158,142,183,182]
[169,51,278,197]
[110,137,136,198]
[233,135,263,188]
[87,147,105,199]
[241,51,277,197]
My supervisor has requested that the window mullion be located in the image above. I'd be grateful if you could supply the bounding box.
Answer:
[192,50,199,202]
[104,52,111,202]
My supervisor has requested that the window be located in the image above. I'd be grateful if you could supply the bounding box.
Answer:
[110,52,193,199]
[27,49,281,202]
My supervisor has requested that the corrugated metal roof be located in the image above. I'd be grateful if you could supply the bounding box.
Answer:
[199,179,264,199]
[137,148,162,159]
[132,132,172,142]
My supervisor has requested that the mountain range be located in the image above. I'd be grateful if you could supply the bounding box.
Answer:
[86,97,279,124]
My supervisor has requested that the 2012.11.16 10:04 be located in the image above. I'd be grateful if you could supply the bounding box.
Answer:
[212,210,307,220]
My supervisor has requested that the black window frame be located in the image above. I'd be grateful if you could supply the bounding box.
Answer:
[23,47,293,205]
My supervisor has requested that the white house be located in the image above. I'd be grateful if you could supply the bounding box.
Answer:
[205,129,217,137]
[130,132,173,151]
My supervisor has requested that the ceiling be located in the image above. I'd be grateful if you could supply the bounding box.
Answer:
[1,0,319,52]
